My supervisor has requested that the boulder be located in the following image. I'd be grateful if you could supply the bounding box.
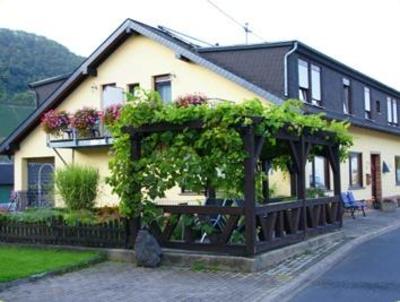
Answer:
[135,229,162,267]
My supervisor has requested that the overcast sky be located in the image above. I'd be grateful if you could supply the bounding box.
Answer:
[0,0,399,89]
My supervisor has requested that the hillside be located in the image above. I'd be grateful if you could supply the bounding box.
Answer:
[0,28,84,141]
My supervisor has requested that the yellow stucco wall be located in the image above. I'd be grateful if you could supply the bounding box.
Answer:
[340,126,400,200]
[13,34,277,207]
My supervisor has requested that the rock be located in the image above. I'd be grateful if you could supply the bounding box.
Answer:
[135,229,162,267]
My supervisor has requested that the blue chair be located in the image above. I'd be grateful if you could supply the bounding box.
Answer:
[348,191,367,217]
[341,192,356,219]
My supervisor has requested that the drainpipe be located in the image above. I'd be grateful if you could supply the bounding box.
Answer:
[284,41,298,97]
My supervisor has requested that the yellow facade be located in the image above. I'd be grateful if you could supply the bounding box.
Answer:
[13,35,277,206]
[13,34,400,207]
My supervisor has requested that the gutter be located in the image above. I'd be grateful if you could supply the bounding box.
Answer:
[284,41,298,97]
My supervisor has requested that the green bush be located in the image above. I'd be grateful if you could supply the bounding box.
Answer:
[55,165,99,210]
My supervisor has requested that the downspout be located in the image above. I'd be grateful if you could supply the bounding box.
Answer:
[284,41,298,97]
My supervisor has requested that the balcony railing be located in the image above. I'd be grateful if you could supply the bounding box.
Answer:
[46,123,114,149]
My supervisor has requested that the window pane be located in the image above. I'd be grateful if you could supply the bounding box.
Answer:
[311,65,321,101]
[393,99,398,124]
[343,86,350,114]
[298,59,309,89]
[350,153,362,187]
[102,85,124,108]
[155,75,172,103]
[314,157,326,188]
[388,97,393,122]
[364,87,371,111]
[396,157,400,184]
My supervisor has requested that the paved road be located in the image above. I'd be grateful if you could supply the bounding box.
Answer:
[292,228,400,302]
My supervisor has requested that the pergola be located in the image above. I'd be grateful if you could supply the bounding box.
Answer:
[124,118,342,256]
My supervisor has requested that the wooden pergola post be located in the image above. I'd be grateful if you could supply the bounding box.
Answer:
[130,132,142,245]
[242,125,257,256]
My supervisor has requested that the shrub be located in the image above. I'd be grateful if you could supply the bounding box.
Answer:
[55,165,99,211]
[175,93,207,107]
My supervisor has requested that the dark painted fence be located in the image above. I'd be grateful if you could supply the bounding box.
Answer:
[0,218,134,249]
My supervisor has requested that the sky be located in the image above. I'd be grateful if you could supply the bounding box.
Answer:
[0,0,399,89]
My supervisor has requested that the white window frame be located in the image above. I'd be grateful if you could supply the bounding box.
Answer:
[311,65,321,105]
[298,59,309,102]
[364,87,371,119]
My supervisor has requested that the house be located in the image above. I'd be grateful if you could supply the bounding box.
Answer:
[0,18,399,207]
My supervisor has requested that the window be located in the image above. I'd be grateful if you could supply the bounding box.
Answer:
[376,100,381,114]
[387,97,398,125]
[298,59,309,102]
[102,84,124,108]
[343,78,351,114]
[309,156,330,189]
[349,152,363,188]
[154,75,172,103]
[395,156,400,185]
[364,87,371,119]
[127,83,140,96]
[311,65,321,106]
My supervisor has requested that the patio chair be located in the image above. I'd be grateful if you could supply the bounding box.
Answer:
[341,192,356,219]
[347,191,367,217]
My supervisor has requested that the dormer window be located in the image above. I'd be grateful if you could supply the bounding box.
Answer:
[343,78,351,114]
[298,59,309,102]
[298,59,321,106]
[364,87,371,119]
[387,97,398,125]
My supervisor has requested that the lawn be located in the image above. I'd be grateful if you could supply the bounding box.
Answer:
[0,246,102,283]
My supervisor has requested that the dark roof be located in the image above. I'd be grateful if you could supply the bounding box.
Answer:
[28,74,70,88]
[0,164,13,185]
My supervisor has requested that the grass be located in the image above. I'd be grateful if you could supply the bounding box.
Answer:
[0,246,103,283]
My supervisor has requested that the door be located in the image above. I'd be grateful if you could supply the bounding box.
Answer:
[27,158,55,207]
[370,154,382,205]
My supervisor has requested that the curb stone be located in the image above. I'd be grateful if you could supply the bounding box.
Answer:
[264,219,400,302]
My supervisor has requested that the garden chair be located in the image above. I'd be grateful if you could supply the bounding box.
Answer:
[200,198,234,242]
[347,191,367,217]
[341,192,356,219]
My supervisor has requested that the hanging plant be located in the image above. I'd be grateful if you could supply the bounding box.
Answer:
[70,107,99,137]
[102,104,122,126]
[41,110,70,136]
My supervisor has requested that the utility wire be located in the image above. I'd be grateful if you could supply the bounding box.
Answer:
[205,0,266,43]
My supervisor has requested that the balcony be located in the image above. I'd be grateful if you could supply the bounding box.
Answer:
[46,124,114,149]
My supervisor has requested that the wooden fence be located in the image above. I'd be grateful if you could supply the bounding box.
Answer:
[0,218,134,249]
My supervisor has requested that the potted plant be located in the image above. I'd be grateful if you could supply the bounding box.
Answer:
[102,104,122,126]
[41,110,70,137]
[175,93,207,107]
[70,107,99,138]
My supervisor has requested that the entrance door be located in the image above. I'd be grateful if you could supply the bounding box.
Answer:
[27,158,55,207]
[370,154,382,205]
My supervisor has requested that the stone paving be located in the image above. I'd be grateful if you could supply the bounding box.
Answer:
[1,209,399,302]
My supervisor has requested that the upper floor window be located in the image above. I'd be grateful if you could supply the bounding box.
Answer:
[349,152,362,188]
[364,87,371,119]
[376,100,381,114]
[311,65,321,106]
[298,59,309,102]
[102,83,124,108]
[342,78,351,114]
[298,59,321,106]
[154,75,171,103]
[387,97,398,125]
